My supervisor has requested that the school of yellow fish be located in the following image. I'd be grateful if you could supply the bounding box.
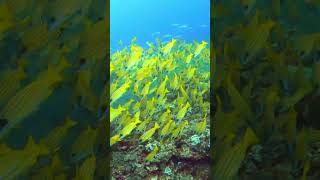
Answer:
[0,0,108,179]
[212,0,320,179]
[110,38,210,160]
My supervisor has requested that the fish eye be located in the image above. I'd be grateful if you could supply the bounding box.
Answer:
[244,5,249,11]
[299,51,305,57]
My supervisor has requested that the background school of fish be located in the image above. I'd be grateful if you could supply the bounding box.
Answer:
[0,0,109,179]
[212,0,320,179]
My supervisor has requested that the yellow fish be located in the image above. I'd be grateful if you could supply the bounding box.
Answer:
[140,122,160,142]
[158,95,168,107]
[0,65,26,106]
[41,117,77,153]
[111,80,131,103]
[176,102,191,121]
[74,67,99,112]
[110,135,121,146]
[73,155,96,180]
[213,128,258,180]
[194,115,207,133]
[127,44,144,69]
[119,117,141,138]
[158,59,170,71]
[110,106,125,123]
[244,19,275,60]
[21,23,54,51]
[123,111,140,127]
[170,73,179,90]
[171,120,189,138]
[110,80,119,94]
[116,110,130,126]
[168,121,177,134]
[186,53,193,64]
[133,83,140,94]
[0,59,70,139]
[160,119,173,136]
[146,145,159,161]
[146,97,157,116]
[159,109,171,125]
[110,63,115,74]
[123,99,134,109]
[0,137,48,180]
[156,75,168,96]
[131,36,137,44]
[61,35,81,53]
[70,126,98,162]
[116,68,129,78]
[293,32,320,56]
[136,66,153,82]
[166,60,178,72]
[179,85,189,99]
[31,155,63,180]
[190,88,198,103]
[132,101,140,112]
[194,41,208,57]
[162,38,177,55]
[136,118,151,132]
[203,72,210,80]
[186,67,196,80]
[141,81,152,97]
[79,18,108,60]
[176,94,187,106]
[143,57,158,67]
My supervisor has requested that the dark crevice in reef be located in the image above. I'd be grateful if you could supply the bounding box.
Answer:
[170,154,211,166]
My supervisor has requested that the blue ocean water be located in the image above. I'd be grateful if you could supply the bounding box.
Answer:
[110,0,210,51]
